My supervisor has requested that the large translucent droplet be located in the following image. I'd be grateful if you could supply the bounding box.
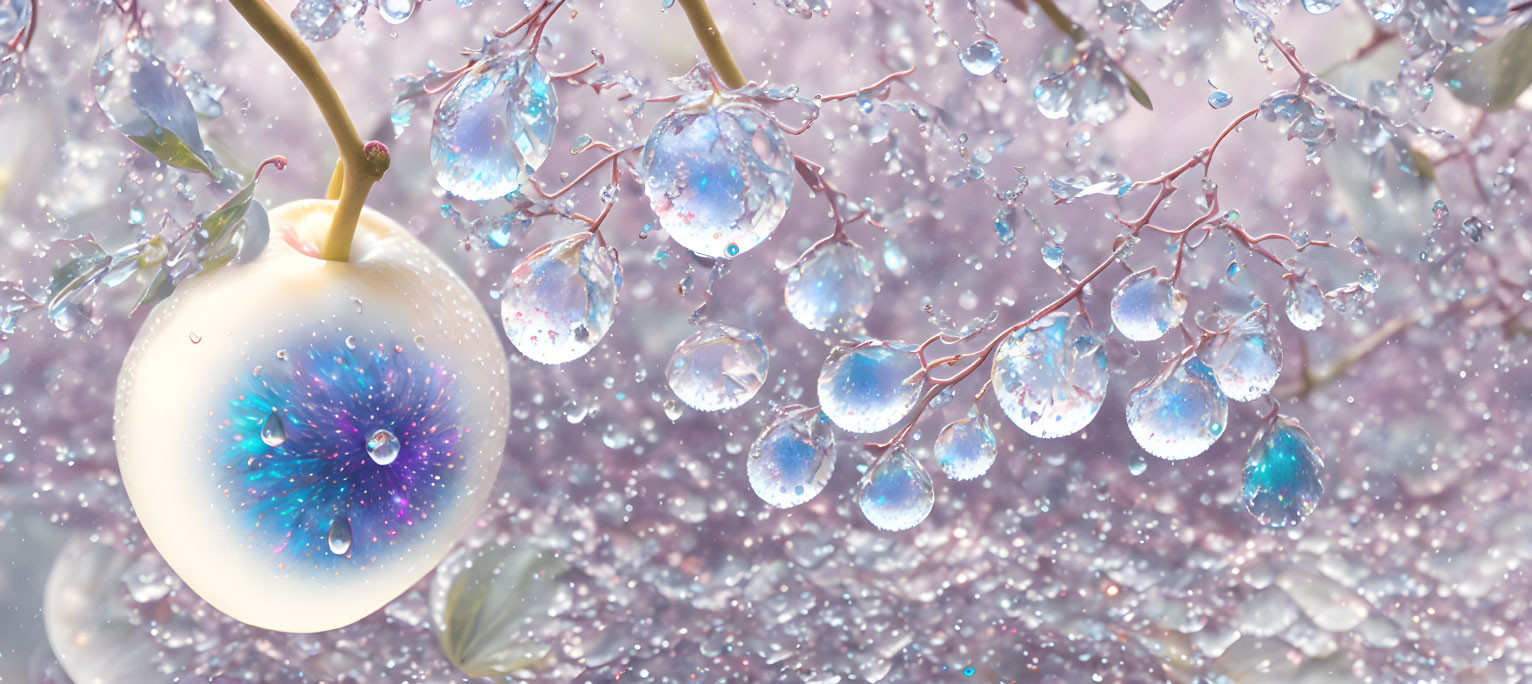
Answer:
[1110,267,1185,341]
[1201,305,1283,402]
[666,324,770,412]
[747,408,835,508]
[260,410,286,447]
[857,446,935,531]
[327,517,352,555]
[642,97,793,258]
[378,0,415,23]
[366,428,401,465]
[934,414,997,481]
[784,240,877,332]
[991,312,1108,439]
[431,52,556,201]
[1285,278,1325,331]
[501,232,622,365]
[959,40,1003,76]
[1243,415,1325,527]
[1126,355,1228,460]
[817,341,924,434]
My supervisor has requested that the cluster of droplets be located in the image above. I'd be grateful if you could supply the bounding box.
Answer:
[1259,92,1337,162]
[1032,40,1132,126]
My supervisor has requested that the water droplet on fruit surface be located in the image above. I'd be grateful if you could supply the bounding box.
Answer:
[327,517,353,555]
[431,52,556,201]
[784,240,877,332]
[1201,305,1282,402]
[959,40,1002,76]
[747,408,835,508]
[378,0,415,24]
[666,324,770,412]
[1110,268,1186,341]
[857,446,935,531]
[991,312,1108,439]
[260,410,287,447]
[934,414,998,481]
[366,428,401,465]
[1285,278,1325,331]
[1243,415,1325,528]
[1126,355,1228,461]
[501,232,622,365]
[642,97,793,258]
[817,341,925,434]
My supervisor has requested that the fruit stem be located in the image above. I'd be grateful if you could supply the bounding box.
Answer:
[677,0,746,89]
[326,160,344,200]
[225,0,389,262]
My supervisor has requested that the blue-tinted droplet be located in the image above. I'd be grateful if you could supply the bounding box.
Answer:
[366,428,401,465]
[327,516,353,555]
[959,40,1003,76]
[1208,90,1233,109]
[1126,355,1228,460]
[817,341,924,433]
[747,408,835,508]
[260,410,286,447]
[857,446,935,531]
[1243,416,1325,527]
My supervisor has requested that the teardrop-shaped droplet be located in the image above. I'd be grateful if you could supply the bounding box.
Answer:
[817,341,925,433]
[1243,415,1325,527]
[501,232,623,364]
[1202,305,1283,402]
[1126,355,1228,460]
[934,414,997,481]
[1285,278,1325,331]
[378,0,415,23]
[260,410,286,447]
[959,40,1003,76]
[784,240,877,332]
[857,446,935,531]
[642,98,793,258]
[366,428,401,466]
[1110,267,1186,341]
[991,312,1108,439]
[747,408,835,508]
[430,52,557,201]
[667,323,770,412]
[327,517,353,555]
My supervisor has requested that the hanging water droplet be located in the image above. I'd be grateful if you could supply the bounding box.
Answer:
[785,240,877,332]
[747,408,835,508]
[991,313,1108,439]
[431,52,557,201]
[1302,0,1339,13]
[378,0,415,24]
[1128,453,1148,476]
[501,232,622,364]
[934,414,998,480]
[1110,268,1186,341]
[642,97,793,258]
[260,410,287,447]
[817,341,925,433]
[1285,278,1325,331]
[1041,244,1065,269]
[857,446,935,531]
[1243,415,1325,527]
[1207,90,1233,109]
[327,517,353,555]
[1201,305,1283,402]
[959,40,1002,76]
[366,428,401,466]
[1126,355,1228,460]
[666,324,770,412]
[663,398,684,421]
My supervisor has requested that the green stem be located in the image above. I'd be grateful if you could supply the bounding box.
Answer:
[677,0,746,89]
[226,0,389,262]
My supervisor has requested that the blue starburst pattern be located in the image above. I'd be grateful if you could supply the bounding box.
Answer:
[214,338,469,574]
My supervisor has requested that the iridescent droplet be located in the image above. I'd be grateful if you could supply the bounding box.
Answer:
[666,324,770,412]
[1243,415,1325,528]
[934,414,998,481]
[642,97,793,258]
[501,232,622,364]
[959,40,1002,76]
[747,408,835,508]
[991,313,1108,439]
[1110,267,1186,341]
[1201,305,1283,402]
[1207,90,1233,109]
[430,52,556,201]
[785,240,877,332]
[1285,279,1325,331]
[366,428,401,466]
[817,341,925,434]
[260,410,286,447]
[327,517,353,555]
[1302,0,1340,12]
[378,0,415,23]
[857,446,935,531]
[1126,355,1228,461]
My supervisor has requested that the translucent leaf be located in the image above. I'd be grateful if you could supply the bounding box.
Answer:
[1440,24,1532,111]
[195,164,276,271]
[430,544,571,677]
[92,35,218,177]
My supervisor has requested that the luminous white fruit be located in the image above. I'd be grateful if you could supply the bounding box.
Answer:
[113,199,510,633]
